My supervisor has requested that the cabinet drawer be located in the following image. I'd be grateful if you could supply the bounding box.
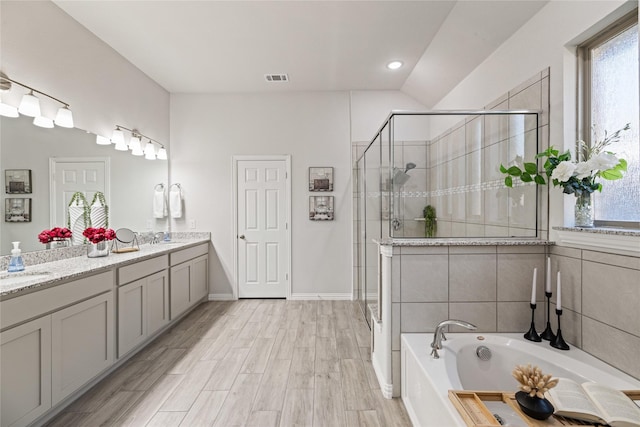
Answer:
[1,271,113,331]
[170,243,208,266]
[119,255,168,285]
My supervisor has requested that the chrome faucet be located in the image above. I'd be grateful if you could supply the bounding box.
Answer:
[430,319,477,359]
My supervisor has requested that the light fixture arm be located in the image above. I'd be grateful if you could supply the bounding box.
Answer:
[0,74,70,107]
[115,124,166,149]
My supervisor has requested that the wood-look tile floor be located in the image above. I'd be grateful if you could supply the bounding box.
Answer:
[46,300,412,427]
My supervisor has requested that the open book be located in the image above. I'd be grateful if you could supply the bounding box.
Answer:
[546,378,640,427]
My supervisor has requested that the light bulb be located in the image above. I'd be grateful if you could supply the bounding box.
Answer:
[129,135,143,155]
[111,128,125,145]
[157,147,168,160]
[144,143,156,160]
[386,60,403,70]
[114,139,128,151]
[54,106,74,128]
[96,135,111,145]
[33,116,54,128]
[18,91,41,117]
[0,99,18,118]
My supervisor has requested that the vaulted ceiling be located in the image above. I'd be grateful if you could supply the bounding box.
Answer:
[54,0,548,107]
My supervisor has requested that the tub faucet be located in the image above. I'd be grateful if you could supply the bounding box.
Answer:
[430,319,477,359]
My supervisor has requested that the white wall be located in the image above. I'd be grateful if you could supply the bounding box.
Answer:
[170,92,351,298]
[350,90,427,143]
[411,0,635,240]
[0,1,169,142]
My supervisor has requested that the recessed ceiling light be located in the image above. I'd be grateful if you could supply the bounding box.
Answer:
[387,61,403,70]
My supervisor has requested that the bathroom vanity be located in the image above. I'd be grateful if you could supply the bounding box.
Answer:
[0,238,209,427]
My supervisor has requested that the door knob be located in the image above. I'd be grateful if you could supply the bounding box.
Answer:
[239,235,245,240]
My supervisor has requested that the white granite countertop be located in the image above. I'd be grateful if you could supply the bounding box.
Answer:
[374,238,554,246]
[0,238,209,299]
[554,226,640,237]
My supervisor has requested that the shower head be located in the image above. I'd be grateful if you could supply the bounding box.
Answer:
[404,163,416,173]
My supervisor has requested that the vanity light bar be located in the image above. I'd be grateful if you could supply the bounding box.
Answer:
[0,72,74,128]
[105,125,167,160]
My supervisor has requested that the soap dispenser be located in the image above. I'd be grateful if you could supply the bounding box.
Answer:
[8,241,25,272]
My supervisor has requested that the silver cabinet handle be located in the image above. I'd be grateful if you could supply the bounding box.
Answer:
[239,235,245,240]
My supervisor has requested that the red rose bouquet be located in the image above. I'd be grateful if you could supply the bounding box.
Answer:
[38,227,72,244]
[82,227,116,244]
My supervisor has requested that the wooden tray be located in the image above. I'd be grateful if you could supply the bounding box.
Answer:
[449,390,640,427]
[111,247,140,254]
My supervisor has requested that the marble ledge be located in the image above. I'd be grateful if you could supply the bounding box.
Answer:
[0,236,210,298]
[373,238,554,247]
[553,226,640,237]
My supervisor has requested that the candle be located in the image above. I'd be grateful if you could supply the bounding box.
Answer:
[546,257,551,293]
[556,271,562,311]
[531,268,537,305]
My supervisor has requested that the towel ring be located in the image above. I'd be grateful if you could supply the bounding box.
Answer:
[154,183,164,191]
[170,183,182,191]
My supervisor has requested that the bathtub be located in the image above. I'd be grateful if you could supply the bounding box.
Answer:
[401,333,640,427]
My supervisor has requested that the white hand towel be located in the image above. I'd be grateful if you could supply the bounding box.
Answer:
[170,187,182,218]
[153,187,167,218]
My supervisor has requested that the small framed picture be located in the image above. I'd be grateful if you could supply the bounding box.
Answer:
[5,169,32,194]
[309,196,334,221]
[309,167,333,192]
[5,198,32,222]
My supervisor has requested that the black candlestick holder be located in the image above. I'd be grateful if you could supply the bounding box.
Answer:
[540,291,556,341]
[524,303,541,342]
[550,308,570,350]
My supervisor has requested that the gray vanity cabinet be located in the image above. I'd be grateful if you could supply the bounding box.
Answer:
[0,316,52,427]
[170,244,209,320]
[117,255,169,358]
[51,291,114,405]
[0,270,114,427]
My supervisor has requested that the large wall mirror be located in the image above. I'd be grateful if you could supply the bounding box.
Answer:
[1,115,168,255]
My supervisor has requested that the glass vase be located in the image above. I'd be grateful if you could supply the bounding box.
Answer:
[87,241,109,258]
[46,239,69,250]
[574,192,594,227]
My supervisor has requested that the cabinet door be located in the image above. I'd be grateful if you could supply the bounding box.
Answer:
[118,279,147,358]
[147,270,169,336]
[51,292,114,405]
[170,262,191,320]
[191,255,209,302]
[1,316,52,427]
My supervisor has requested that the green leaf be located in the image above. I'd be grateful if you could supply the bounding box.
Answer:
[617,158,627,171]
[505,176,513,187]
[507,166,522,177]
[499,164,508,174]
[596,183,603,192]
[534,175,546,185]
[521,173,533,182]
[601,169,623,180]
[524,162,537,174]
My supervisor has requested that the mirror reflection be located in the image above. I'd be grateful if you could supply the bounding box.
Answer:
[1,115,168,255]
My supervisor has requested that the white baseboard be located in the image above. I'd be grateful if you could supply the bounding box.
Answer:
[209,293,236,301]
[288,293,353,301]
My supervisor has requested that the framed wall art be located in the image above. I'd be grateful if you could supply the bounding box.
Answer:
[5,198,32,222]
[309,196,334,221]
[309,167,333,192]
[5,169,32,194]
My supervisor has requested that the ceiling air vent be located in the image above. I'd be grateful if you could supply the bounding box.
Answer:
[265,74,289,82]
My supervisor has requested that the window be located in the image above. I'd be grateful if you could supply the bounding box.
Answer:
[581,11,639,227]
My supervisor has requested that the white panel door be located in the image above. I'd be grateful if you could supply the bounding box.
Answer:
[50,158,108,229]
[237,160,288,298]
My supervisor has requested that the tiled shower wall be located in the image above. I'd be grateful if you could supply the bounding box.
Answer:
[425,69,550,238]
[548,246,640,380]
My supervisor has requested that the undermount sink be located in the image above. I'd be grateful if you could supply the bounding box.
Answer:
[0,271,52,285]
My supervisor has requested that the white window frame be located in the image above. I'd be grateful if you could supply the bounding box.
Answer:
[578,9,639,229]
